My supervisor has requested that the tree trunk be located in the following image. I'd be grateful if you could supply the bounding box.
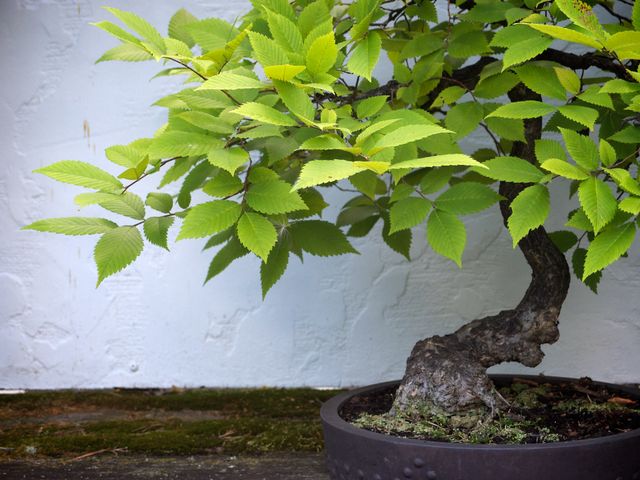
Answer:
[392,88,571,415]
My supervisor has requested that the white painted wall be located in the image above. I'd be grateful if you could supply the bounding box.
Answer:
[1,0,639,390]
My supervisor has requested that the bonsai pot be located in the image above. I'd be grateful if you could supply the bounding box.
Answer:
[321,374,640,480]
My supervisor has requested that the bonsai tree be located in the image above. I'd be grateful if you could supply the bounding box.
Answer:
[25,0,640,417]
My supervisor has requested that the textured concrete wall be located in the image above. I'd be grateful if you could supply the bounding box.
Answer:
[1,0,639,389]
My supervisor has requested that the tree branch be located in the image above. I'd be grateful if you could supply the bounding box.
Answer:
[536,48,633,81]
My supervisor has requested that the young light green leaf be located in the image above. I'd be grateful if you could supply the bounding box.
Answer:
[540,159,590,180]
[604,168,640,196]
[619,197,640,215]
[94,226,144,285]
[231,102,297,126]
[557,105,599,130]
[599,139,617,167]
[502,36,553,70]
[236,212,277,262]
[583,223,636,279]
[435,182,502,215]
[554,0,605,40]
[578,177,617,234]
[203,171,243,198]
[306,32,338,76]
[208,147,249,175]
[177,111,234,134]
[389,197,431,233]
[485,101,556,119]
[35,161,123,192]
[23,217,118,236]
[148,132,223,159]
[389,154,486,170]
[248,31,290,66]
[356,95,387,119]
[347,31,381,81]
[92,20,142,45]
[168,8,197,47]
[199,71,264,90]
[146,192,173,213]
[177,200,242,239]
[559,128,599,171]
[445,102,484,139]
[205,237,249,283]
[264,64,306,81]
[427,209,466,267]
[266,9,304,52]
[74,192,145,220]
[525,24,603,49]
[535,139,567,163]
[103,7,166,55]
[566,208,593,232]
[373,124,451,150]
[97,43,154,63]
[515,64,566,100]
[290,220,357,256]
[246,180,307,214]
[273,80,315,121]
[299,134,349,151]
[507,184,550,247]
[474,156,546,183]
[143,216,174,250]
[260,240,290,298]
[293,160,366,190]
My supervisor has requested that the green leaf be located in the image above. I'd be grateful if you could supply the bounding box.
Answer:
[619,197,640,215]
[103,7,166,55]
[557,105,598,130]
[572,247,602,293]
[168,8,197,47]
[146,192,174,213]
[599,139,617,167]
[273,80,315,121]
[502,36,553,70]
[74,192,145,220]
[148,132,223,160]
[382,213,412,260]
[203,171,243,198]
[347,31,381,81]
[177,200,242,240]
[548,230,578,253]
[246,180,307,214]
[208,147,249,175]
[554,0,605,40]
[633,0,640,30]
[515,64,566,100]
[435,182,501,215]
[449,30,489,59]
[374,124,451,150]
[525,24,603,49]
[298,0,331,38]
[266,9,304,53]
[23,217,118,235]
[261,240,290,297]
[264,64,306,82]
[231,102,297,126]
[604,32,640,60]
[474,156,546,183]
[143,216,174,250]
[97,43,154,63]
[236,212,277,262]
[566,208,593,232]
[248,31,289,67]
[356,95,387,119]
[293,160,366,190]
[559,128,599,171]
[389,154,486,170]
[289,220,357,256]
[306,32,338,76]
[540,159,589,180]
[205,237,249,283]
[35,161,123,192]
[554,67,580,95]
[608,126,640,144]
[299,134,349,151]
[485,101,556,119]
[445,102,484,139]
[94,226,144,285]
[578,177,617,234]
[604,168,640,196]
[177,111,234,134]
[92,20,142,45]
[427,209,466,267]
[583,223,636,279]
[535,139,567,163]
[389,197,431,233]
[199,72,264,90]
[507,184,550,247]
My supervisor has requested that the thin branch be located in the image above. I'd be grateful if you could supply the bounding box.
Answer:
[122,157,177,194]
[166,57,207,81]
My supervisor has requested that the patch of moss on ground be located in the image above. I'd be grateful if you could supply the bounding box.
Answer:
[0,388,341,459]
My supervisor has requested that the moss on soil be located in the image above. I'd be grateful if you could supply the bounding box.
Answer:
[0,387,341,459]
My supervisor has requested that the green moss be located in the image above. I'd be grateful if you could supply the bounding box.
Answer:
[0,387,341,459]
[553,398,628,414]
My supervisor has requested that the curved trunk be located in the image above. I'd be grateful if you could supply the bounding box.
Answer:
[392,88,571,415]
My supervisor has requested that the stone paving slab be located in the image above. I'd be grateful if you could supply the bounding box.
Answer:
[0,454,330,480]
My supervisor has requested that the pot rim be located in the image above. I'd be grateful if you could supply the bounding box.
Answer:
[320,374,640,451]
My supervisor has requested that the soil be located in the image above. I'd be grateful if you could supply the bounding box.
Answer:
[341,377,640,444]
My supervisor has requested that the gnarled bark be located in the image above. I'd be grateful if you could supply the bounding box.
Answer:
[392,88,571,415]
